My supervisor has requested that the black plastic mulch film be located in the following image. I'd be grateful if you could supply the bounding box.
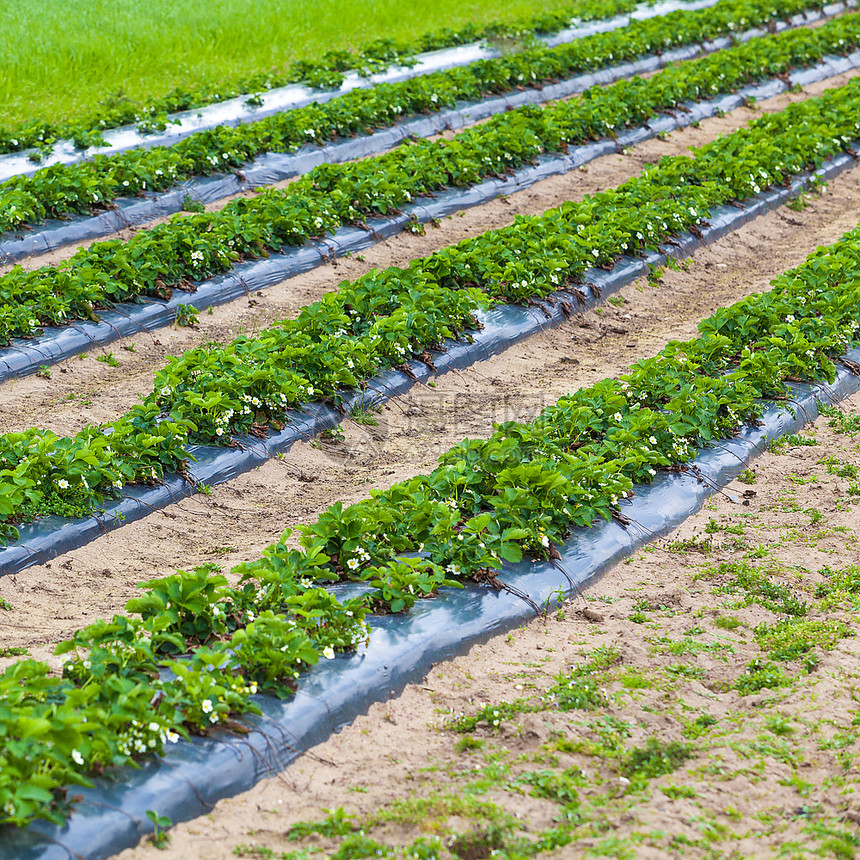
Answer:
[5,263,860,860]
[0,0,848,269]
[0,0,721,187]
[0,46,857,390]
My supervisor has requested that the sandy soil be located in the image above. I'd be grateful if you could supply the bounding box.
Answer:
[112,393,860,860]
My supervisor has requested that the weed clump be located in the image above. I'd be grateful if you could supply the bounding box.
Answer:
[620,737,693,785]
[735,659,790,695]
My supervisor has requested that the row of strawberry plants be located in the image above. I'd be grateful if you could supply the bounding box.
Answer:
[0,0,827,235]
[1,8,856,355]
[0,0,657,159]
[3,187,860,834]
[0,78,858,554]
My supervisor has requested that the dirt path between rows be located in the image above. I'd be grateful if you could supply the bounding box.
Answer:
[3,103,860,670]
[2,67,859,441]
[114,392,860,859]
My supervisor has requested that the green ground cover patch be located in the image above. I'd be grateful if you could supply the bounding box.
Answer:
[0,0,628,137]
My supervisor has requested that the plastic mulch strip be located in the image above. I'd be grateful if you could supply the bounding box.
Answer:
[4,353,858,860]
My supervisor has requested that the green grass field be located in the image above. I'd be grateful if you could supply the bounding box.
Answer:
[0,0,580,131]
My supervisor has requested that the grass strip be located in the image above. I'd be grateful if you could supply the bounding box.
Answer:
[3,156,860,835]
[1,76,860,546]
[0,0,826,235]
[0,0,653,156]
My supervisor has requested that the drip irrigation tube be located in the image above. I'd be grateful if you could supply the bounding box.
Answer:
[0,0,845,264]
[0,47,857,385]
[0,143,856,577]
[5,343,859,860]
[0,0,720,184]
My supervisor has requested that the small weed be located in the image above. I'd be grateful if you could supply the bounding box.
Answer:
[233,847,276,859]
[666,536,712,554]
[181,194,205,213]
[683,714,717,740]
[662,784,698,799]
[786,192,811,212]
[448,824,515,860]
[704,518,744,535]
[174,304,200,328]
[121,342,137,352]
[821,458,860,479]
[737,469,757,484]
[0,646,28,657]
[806,821,860,858]
[350,406,379,426]
[806,507,823,526]
[608,295,625,307]
[647,264,665,287]
[619,670,652,690]
[666,663,705,679]
[36,365,51,379]
[768,434,818,454]
[97,352,120,367]
[700,560,808,616]
[513,768,582,805]
[620,738,693,784]
[146,810,172,849]
[548,648,620,711]
[764,714,794,737]
[745,543,770,559]
[713,615,741,631]
[285,807,356,841]
[818,402,860,436]
[735,659,790,695]
[816,565,860,600]
[754,618,851,662]
[447,699,535,733]
[455,736,484,754]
